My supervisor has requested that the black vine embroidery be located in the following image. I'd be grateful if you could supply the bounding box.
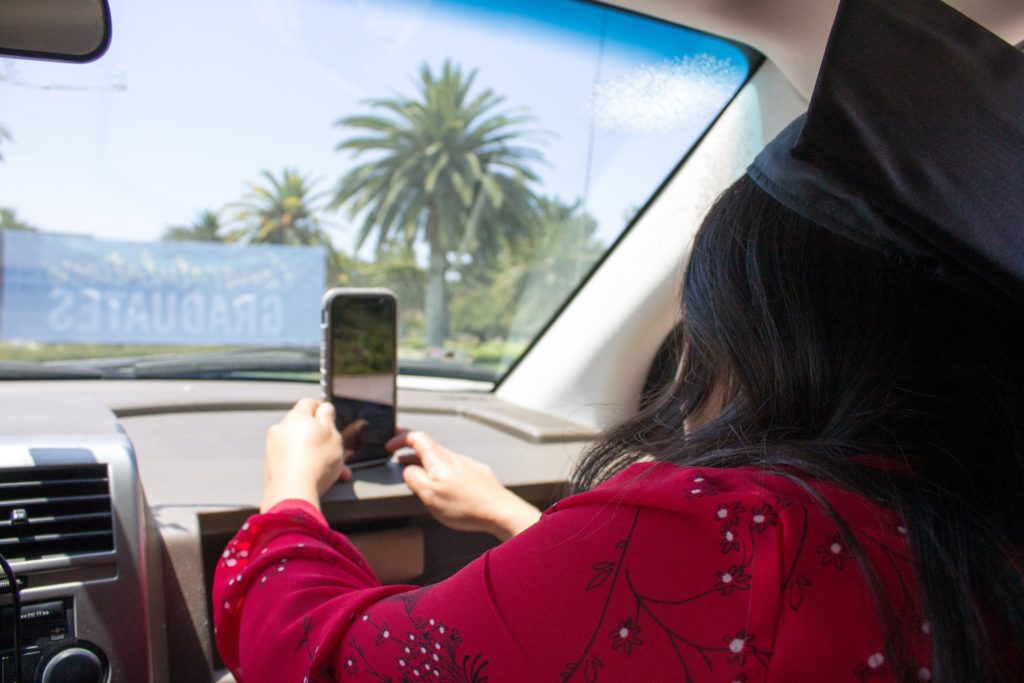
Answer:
[342,593,489,682]
[583,655,603,683]
[295,616,339,683]
[561,508,642,682]
[787,575,813,610]
[587,561,616,592]
[557,471,924,680]
[771,492,795,510]
[563,475,782,682]
[779,503,811,611]
[685,472,720,498]
[624,567,772,680]
[297,616,315,660]
[857,527,917,622]
[608,618,643,655]
[720,525,741,554]
[714,565,752,595]
[816,533,854,570]
[748,504,779,533]
[723,630,758,666]
[715,502,744,526]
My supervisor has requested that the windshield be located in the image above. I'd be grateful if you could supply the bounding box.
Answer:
[0,0,753,383]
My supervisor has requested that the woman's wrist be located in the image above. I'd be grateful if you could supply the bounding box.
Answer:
[486,492,542,541]
[260,475,321,514]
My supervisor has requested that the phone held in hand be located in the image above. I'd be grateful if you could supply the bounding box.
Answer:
[320,288,397,468]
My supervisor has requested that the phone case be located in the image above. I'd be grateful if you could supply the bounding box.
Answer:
[320,288,398,468]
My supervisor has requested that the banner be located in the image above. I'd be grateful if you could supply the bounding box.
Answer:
[1,231,326,346]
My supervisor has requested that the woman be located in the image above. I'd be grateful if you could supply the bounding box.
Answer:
[214,0,1024,680]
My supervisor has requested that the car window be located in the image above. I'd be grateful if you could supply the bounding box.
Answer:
[0,0,754,384]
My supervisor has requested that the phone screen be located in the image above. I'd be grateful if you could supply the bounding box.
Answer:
[328,294,396,466]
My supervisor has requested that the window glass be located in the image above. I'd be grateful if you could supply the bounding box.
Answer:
[0,0,753,382]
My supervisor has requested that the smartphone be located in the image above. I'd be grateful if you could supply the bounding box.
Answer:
[320,288,397,468]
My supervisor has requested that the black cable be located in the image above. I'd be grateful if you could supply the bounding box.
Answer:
[0,551,22,683]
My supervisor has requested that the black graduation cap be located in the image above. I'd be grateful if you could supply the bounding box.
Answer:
[747,0,1024,307]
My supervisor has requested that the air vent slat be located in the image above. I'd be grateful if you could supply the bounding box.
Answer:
[0,511,111,528]
[0,465,113,561]
[0,493,111,507]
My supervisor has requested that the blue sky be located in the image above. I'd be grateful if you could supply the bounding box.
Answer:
[0,0,749,254]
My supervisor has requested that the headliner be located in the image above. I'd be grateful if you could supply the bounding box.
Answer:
[602,0,1024,99]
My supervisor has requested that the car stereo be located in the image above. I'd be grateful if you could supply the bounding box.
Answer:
[0,597,108,682]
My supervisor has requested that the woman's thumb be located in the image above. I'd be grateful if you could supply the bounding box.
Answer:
[315,401,336,427]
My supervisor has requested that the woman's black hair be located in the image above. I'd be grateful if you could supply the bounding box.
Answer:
[571,175,1024,682]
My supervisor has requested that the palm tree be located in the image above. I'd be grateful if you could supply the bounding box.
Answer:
[331,60,545,349]
[234,169,331,246]
[162,209,232,242]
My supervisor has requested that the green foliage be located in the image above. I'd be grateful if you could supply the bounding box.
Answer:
[449,196,604,344]
[331,60,547,347]
[0,123,10,162]
[328,243,426,342]
[232,169,332,247]
[162,209,233,242]
[0,207,37,232]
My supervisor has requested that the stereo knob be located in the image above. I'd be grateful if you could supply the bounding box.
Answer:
[38,645,105,683]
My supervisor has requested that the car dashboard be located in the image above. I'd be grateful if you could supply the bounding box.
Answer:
[0,379,593,682]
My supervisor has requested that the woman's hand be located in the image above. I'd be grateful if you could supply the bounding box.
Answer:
[260,399,351,513]
[388,431,542,541]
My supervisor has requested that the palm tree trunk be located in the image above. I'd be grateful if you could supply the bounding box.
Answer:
[425,209,447,349]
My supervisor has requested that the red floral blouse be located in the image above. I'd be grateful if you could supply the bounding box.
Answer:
[213,462,932,682]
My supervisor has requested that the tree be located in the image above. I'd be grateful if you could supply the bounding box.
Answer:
[450,196,604,344]
[0,207,37,231]
[0,124,10,161]
[331,60,545,349]
[162,209,232,242]
[233,169,331,246]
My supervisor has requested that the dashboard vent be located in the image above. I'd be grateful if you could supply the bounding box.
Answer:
[0,465,114,561]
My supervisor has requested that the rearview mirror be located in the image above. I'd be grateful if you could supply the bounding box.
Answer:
[0,0,111,63]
